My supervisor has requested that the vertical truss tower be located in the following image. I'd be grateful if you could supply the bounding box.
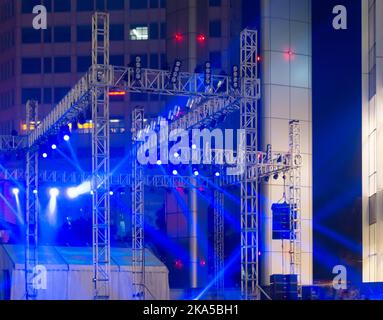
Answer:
[131,107,145,299]
[91,12,112,300]
[213,184,224,297]
[25,100,39,300]
[288,120,302,296]
[240,29,259,300]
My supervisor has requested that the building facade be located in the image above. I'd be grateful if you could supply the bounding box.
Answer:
[362,0,383,283]
[260,0,313,286]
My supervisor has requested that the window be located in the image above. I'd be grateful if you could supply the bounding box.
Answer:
[160,22,166,39]
[44,57,52,73]
[130,25,148,40]
[209,20,221,37]
[110,24,124,41]
[21,0,40,13]
[77,0,94,11]
[54,87,70,103]
[107,0,124,10]
[160,53,167,69]
[110,55,124,66]
[149,0,159,8]
[54,0,71,12]
[54,26,71,42]
[22,28,40,43]
[150,53,159,69]
[77,56,91,72]
[77,25,92,42]
[43,28,52,43]
[130,0,147,9]
[209,0,221,6]
[43,88,52,104]
[160,0,166,8]
[54,56,71,73]
[22,58,41,74]
[22,88,41,104]
[209,51,222,69]
[149,23,159,39]
[96,0,105,10]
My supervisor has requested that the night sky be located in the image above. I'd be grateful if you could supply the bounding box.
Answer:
[312,0,362,282]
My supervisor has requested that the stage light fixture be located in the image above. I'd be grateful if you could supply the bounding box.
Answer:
[171,60,182,84]
[49,188,59,198]
[232,65,239,90]
[33,189,38,195]
[156,160,162,165]
[51,144,57,150]
[67,187,78,199]
[12,188,20,196]
[215,171,220,177]
[172,169,178,176]
[109,191,114,196]
[204,61,212,87]
[42,152,48,159]
[134,56,142,81]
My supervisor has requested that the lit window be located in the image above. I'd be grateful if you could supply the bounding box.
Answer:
[130,26,149,40]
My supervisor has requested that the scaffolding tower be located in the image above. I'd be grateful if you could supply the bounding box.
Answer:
[240,29,260,300]
[91,12,112,300]
[288,120,302,296]
[25,100,39,300]
[131,106,145,300]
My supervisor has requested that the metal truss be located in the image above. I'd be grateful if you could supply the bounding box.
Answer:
[132,107,145,299]
[240,29,259,300]
[25,100,39,300]
[0,135,26,151]
[213,180,225,298]
[288,120,302,297]
[91,12,111,300]
[112,66,236,98]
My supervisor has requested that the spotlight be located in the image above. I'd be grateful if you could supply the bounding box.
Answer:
[42,152,48,159]
[63,134,70,142]
[192,144,197,150]
[33,189,38,194]
[172,169,178,176]
[109,191,114,196]
[49,188,59,198]
[51,144,57,150]
[215,171,220,177]
[156,160,162,165]
[193,170,199,176]
[67,187,78,199]
[12,188,20,196]
[171,60,182,84]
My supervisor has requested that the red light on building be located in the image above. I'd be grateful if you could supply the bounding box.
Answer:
[174,259,183,269]
[199,259,206,267]
[197,34,206,43]
[284,50,295,60]
[257,55,261,62]
[175,33,183,42]
[108,91,126,96]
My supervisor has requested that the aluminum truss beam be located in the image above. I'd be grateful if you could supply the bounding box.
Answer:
[91,12,111,300]
[25,100,39,300]
[0,135,27,151]
[240,29,259,300]
[132,107,145,299]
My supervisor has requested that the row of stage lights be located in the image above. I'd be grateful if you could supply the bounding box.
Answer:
[10,185,117,199]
